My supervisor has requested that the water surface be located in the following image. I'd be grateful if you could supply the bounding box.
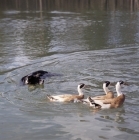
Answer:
[0,0,139,140]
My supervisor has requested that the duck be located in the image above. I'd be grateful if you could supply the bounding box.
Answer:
[80,81,114,104]
[21,70,48,85]
[88,80,127,109]
[91,81,114,100]
[47,83,85,102]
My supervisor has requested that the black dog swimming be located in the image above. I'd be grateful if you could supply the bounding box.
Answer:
[20,70,62,85]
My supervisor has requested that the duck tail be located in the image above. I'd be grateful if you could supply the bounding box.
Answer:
[88,96,94,103]
[88,97,101,109]
[46,95,53,100]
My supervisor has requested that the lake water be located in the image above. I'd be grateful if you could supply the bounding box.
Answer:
[0,0,139,140]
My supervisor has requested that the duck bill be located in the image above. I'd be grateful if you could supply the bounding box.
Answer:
[123,82,129,85]
[83,85,91,89]
[109,82,116,86]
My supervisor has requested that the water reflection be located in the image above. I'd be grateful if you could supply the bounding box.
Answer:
[28,84,44,91]
[99,108,126,123]
[1,0,139,12]
[1,1,139,68]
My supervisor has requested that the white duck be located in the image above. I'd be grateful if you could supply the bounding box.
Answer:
[80,81,114,104]
[47,83,85,102]
[88,81,127,109]
[90,81,114,100]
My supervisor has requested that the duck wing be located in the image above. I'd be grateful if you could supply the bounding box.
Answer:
[91,95,106,100]
[47,94,78,102]
[88,97,111,109]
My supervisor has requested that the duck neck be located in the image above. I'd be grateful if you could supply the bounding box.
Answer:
[103,86,110,95]
[116,84,123,96]
[77,87,84,95]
